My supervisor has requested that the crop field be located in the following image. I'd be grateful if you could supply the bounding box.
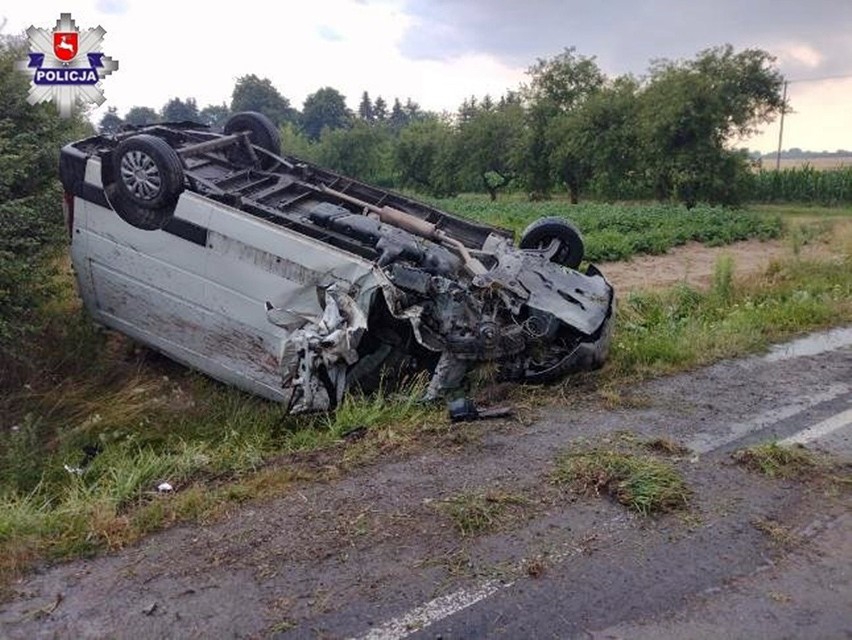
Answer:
[748,166,852,206]
[433,197,783,262]
[765,157,852,171]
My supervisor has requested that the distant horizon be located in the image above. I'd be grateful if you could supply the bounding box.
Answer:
[759,148,852,157]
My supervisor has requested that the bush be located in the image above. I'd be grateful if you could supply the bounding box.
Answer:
[0,38,93,385]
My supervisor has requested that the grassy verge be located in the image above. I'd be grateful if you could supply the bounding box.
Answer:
[0,310,441,579]
[604,249,852,381]
[0,381,441,580]
[1,207,849,581]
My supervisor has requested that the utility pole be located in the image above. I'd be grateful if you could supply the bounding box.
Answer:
[775,80,788,170]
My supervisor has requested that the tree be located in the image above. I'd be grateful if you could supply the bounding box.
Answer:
[549,76,642,203]
[231,74,297,126]
[525,47,606,113]
[499,91,522,108]
[638,45,785,205]
[394,116,459,196]
[316,121,392,184]
[123,106,158,126]
[301,87,351,140]
[522,103,555,199]
[456,100,525,200]
[389,98,407,131]
[161,97,200,122]
[373,96,388,122]
[358,90,374,122]
[547,112,593,205]
[199,103,230,129]
[404,98,421,121]
[279,123,318,161]
[521,48,605,198]
[458,96,478,124]
[98,106,123,133]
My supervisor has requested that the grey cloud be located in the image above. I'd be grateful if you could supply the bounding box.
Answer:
[398,0,852,80]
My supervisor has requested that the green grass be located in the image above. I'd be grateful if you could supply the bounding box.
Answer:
[732,443,818,480]
[436,490,530,536]
[1,203,849,581]
[553,449,690,515]
[0,323,441,579]
[733,442,851,495]
[605,252,852,380]
[429,195,783,262]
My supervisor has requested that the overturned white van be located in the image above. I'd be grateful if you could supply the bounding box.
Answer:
[60,112,614,413]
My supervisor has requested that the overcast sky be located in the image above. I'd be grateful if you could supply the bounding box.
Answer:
[3,0,850,153]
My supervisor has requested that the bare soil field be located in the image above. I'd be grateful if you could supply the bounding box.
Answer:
[761,156,852,170]
[601,236,832,293]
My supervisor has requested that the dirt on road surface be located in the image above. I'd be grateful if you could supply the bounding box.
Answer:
[1,327,850,639]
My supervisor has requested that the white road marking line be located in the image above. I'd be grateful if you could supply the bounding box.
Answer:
[780,407,852,445]
[352,579,509,640]
[688,384,850,454]
[349,330,852,640]
[350,513,631,640]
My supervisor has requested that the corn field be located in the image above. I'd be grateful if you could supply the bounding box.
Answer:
[747,166,852,205]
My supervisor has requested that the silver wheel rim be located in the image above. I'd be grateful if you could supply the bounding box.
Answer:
[119,150,162,201]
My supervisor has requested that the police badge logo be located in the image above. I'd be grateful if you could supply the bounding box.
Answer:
[16,13,119,118]
[53,32,79,62]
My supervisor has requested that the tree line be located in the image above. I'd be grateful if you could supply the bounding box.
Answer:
[99,45,787,207]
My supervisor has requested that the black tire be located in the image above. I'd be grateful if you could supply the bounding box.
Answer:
[108,134,184,229]
[519,217,585,269]
[223,111,281,167]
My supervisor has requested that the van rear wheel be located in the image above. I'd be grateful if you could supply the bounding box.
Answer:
[223,111,281,168]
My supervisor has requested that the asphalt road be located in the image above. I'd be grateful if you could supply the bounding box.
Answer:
[1,328,850,639]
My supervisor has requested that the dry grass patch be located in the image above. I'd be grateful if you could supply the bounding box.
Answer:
[643,437,691,456]
[436,490,530,537]
[731,443,818,480]
[752,517,801,548]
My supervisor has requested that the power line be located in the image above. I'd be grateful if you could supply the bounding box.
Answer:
[774,72,852,165]
[787,73,852,84]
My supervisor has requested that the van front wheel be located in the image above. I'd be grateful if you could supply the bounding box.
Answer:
[108,134,185,229]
